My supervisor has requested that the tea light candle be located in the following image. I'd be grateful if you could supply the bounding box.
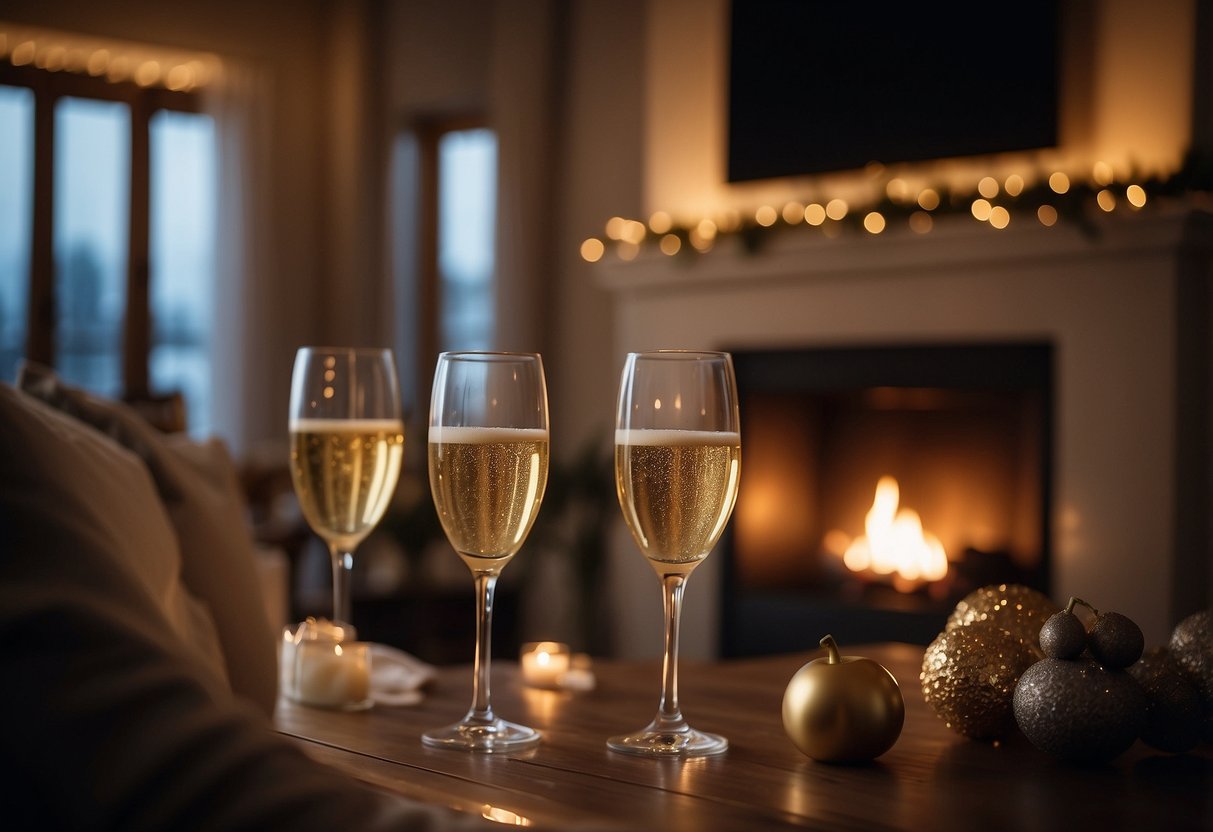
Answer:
[281,619,372,710]
[520,641,571,689]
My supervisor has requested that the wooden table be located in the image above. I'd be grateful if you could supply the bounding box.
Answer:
[275,644,1213,830]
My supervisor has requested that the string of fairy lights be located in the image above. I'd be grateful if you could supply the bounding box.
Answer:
[0,26,218,92]
[580,155,1213,263]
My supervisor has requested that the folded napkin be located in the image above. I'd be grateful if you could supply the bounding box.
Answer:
[369,643,437,706]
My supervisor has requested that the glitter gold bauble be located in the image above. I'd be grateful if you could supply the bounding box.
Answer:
[946,583,1060,646]
[921,621,1038,740]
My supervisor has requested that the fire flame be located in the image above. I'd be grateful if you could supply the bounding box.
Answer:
[843,476,948,586]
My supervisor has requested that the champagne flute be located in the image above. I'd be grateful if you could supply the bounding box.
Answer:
[422,352,549,752]
[608,350,741,757]
[289,347,404,631]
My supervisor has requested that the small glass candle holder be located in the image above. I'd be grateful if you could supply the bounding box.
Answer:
[281,618,373,711]
[520,641,571,689]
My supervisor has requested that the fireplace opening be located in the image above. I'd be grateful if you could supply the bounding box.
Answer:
[720,343,1053,654]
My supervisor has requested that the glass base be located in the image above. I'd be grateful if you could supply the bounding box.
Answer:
[607,725,728,757]
[422,717,541,753]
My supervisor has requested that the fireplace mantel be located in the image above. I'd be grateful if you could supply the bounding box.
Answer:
[598,205,1212,657]
[599,206,1213,294]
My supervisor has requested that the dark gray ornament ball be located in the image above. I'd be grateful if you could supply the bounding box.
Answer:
[1039,611,1086,659]
[1169,609,1213,742]
[1127,648,1204,754]
[1088,611,1144,669]
[1013,658,1146,763]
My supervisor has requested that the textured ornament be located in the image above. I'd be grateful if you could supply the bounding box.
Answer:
[1013,657,1146,763]
[1088,611,1145,669]
[1039,601,1087,660]
[946,583,1059,647]
[1169,609,1213,743]
[921,621,1038,740]
[783,635,904,763]
[1128,647,1204,754]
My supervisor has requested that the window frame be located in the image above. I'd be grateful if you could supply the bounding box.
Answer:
[0,59,200,399]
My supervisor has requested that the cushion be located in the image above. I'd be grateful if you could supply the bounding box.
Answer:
[1,383,497,829]
[18,364,278,715]
[0,384,230,698]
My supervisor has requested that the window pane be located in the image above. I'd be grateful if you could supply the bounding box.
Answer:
[0,85,33,382]
[150,109,216,436]
[438,128,496,351]
[54,96,130,398]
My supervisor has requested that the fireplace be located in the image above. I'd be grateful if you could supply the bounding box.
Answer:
[599,207,1211,658]
[720,343,1052,653]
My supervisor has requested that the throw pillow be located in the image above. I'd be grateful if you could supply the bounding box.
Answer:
[18,363,278,715]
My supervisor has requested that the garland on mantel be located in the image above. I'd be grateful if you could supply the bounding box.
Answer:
[581,149,1213,263]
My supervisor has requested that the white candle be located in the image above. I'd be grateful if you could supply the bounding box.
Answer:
[281,619,372,710]
[520,641,571,689]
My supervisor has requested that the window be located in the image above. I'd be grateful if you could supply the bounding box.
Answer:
[0,85,32,384]
[54,96,130,397]
[150,110,216,435]
[0,55,216,434]
[437,127,496,351]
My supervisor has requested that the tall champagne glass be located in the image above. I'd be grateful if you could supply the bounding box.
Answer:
[289,347,404,630]
[422,352,549,752]
[608,350,741,756]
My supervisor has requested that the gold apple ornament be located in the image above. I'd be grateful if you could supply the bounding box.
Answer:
[782,635,905,763]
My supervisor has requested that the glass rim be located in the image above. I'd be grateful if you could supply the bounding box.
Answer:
[626,349,732,361]
[296,346,395,357]
[438,350,543,362]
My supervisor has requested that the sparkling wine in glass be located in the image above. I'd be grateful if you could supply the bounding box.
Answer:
[608,350,741,757]
[422,351,549,752]
[289,347,404,631]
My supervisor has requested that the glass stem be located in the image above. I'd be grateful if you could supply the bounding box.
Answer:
[469,570,499,724]
[329,544,354,626]
[655,572,688,731]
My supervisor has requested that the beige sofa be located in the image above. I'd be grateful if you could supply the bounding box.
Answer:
[0,369,492,830]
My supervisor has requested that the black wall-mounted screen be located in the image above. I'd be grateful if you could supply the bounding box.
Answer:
[727,1,1060,182]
